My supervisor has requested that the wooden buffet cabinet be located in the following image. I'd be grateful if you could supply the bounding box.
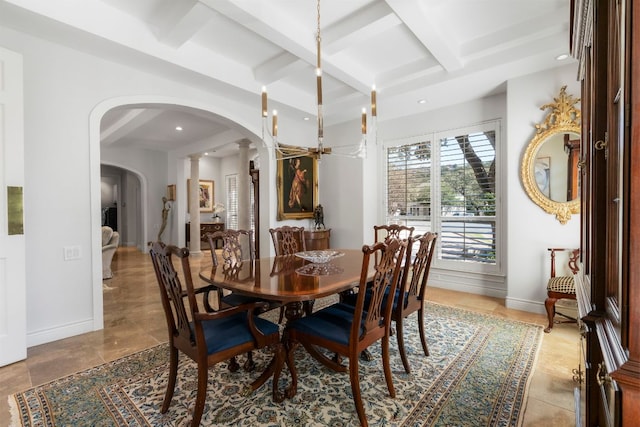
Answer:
[571,1,640,425]
[304,229,331,250]
[185,222,224,250]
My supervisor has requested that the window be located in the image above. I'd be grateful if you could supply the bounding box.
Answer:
[225,174,238,229]
[225,173,255,231]
[385,121,499,272]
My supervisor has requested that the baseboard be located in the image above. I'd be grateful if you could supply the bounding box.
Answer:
[27,318,95,347]
[505,296,578,316]
[428,268,507,299]
[505,297,545,315]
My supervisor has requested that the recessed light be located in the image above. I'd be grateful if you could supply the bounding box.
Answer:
[556,53,569,61]
[418,99,427,104]
[204,152,209,156]
[175,126,183,131]
[303,117,310,121]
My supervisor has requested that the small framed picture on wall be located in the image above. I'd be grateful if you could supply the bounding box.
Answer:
[187,179,214,213]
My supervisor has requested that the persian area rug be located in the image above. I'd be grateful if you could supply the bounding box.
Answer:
[10,303,542,427]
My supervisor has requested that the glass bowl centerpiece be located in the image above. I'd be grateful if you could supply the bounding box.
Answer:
[295,250,345,276]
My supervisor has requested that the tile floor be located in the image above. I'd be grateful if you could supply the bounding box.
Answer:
[0,247,580,426]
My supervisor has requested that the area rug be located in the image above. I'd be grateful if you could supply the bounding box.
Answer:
[10,302,542,426]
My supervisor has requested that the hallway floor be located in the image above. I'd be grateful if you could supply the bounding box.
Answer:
[0,247,580,426]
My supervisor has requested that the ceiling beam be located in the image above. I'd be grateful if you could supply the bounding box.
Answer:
[201,0,372,94]
[101,109,164,146]
[385,0,464,72]
[152,0,212,48]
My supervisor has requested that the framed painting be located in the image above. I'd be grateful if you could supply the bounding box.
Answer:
[187,179,215,213]
[166,184,176,201]
[276,151,318,220]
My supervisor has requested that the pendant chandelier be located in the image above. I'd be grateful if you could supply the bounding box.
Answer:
[261,0,376,160]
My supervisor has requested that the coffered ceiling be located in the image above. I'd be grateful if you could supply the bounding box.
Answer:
[0,0,573,157]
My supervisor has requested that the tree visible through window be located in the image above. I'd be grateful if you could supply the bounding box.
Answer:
[386,123,498,269]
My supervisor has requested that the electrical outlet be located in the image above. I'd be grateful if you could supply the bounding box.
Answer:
[63,245,82,260]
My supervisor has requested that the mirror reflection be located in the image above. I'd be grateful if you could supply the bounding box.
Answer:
[534,132,580,202]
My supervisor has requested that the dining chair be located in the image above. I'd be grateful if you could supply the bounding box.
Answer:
[390,232,438,373]
[269,225,307,255]
[148,241,285,426]
[269,226,308,321]
[544,247,579,333]
[340,223,415,313]
[205,229,281,371]
[205,229,257,308]
[284,238,406,427]
[374,223,415,244]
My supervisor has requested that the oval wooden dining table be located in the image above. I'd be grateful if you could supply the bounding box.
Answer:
[198,248,370,322]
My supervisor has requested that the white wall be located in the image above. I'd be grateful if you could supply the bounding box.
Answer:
[505,64,580,313]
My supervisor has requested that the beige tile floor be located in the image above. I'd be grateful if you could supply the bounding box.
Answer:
[0,247,579,426]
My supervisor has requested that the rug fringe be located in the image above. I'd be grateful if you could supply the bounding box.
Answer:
[8,395,22,427]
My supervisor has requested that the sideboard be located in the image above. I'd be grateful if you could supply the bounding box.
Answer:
[185,222,225,250]
[304,229,331,250]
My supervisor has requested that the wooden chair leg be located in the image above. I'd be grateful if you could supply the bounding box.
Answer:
[396,318,411,374]
[162,346,179,413]
[191,363,208,427]
[243,351,255,371]
[417,308,430,357]
[382,335,396,398]
[544,296,557,333]
[349,353,368,427]
[228,356,240,372]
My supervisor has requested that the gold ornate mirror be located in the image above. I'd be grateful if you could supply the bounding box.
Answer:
[521,86,581,224]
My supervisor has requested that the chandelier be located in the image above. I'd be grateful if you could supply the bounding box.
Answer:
[260,0,376,160]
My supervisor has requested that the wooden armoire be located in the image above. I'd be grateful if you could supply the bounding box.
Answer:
[571,0,640,425]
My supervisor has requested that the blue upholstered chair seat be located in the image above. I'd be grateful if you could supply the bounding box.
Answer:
[221,293,263,307]
[288,303,367,346]
[195,313,280,355]
[343,286,406,313]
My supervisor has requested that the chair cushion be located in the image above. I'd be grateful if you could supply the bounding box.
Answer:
[196,313,279,355]
[288,303,364,346]
[221,293,264,307]
[343,286,405,312]
[547,276,576,294]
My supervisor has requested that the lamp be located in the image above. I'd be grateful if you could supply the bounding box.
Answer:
[261,0,376,160]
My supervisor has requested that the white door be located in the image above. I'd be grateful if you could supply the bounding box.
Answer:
[0,46,26,366]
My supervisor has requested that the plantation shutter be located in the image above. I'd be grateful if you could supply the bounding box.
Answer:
[387,141,431,220]
[438,131,496,264]
[226,174,238,229]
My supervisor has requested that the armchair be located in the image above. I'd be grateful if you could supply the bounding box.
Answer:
[148,241,285,426]
[101,226,119,279]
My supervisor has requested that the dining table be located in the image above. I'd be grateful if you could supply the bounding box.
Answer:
[198,248,371,322]
[198,248,373,398]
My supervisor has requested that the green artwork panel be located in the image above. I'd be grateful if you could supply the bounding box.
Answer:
[8,186,24,235]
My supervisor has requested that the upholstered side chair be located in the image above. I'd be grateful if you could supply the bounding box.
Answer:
[544,247,580,333]
[101,226,119,279]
